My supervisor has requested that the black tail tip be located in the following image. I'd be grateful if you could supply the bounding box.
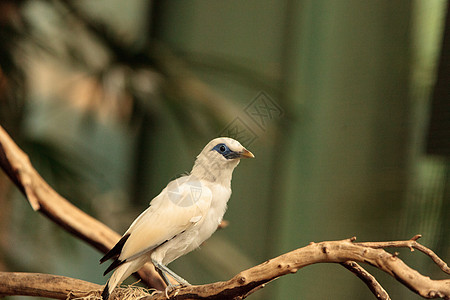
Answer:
[101,283,110,300]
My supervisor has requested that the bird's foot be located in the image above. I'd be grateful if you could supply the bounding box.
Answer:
[164,282,190,299]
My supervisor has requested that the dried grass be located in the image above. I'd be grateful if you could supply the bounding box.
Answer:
[68,283,157,300]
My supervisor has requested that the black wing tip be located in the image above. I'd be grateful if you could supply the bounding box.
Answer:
[99,254,110,264]
[100,233,131,264]
[101,283,110,300]
[103,259,126,276]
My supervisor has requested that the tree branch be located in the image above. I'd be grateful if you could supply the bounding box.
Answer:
[0,125,165,290]
[144,237,450,300]
[340,261,391,300]
[0,272,101,299]
[0,237,448,300]
[355,234,450,275]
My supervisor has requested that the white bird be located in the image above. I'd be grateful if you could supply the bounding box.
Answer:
[100,137,254,300]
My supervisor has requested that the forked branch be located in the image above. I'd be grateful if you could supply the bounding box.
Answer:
[0,237,448,300]
[143,237,450,300]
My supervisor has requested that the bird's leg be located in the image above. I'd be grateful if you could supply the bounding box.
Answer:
[153,262,176,299]
[154,264,172,287]
[152,260,190,298]
[157,271,175,299]
[156,263,191,286]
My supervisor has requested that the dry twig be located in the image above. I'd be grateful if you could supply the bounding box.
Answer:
[0,237,448,299]
[340,261,391,300]
[355,234,450,275]
[142,237,450,300]
[0,272,101,299]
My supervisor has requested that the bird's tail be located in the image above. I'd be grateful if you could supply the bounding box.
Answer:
[101,260,142,300]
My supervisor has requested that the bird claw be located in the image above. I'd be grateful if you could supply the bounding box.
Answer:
[164,284,180,299]
[164,283,190,299]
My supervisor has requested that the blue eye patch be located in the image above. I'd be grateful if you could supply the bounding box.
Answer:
[211,143,240,159]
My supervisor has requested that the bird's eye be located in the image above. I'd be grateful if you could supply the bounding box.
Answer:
[219,145,226,152]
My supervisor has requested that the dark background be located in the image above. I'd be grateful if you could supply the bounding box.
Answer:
[0,1,448,299]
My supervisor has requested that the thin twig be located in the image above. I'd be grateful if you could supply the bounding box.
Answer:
[341,261,391,300]
[355,235,450,275]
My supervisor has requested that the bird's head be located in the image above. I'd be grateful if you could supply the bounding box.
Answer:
[201,137,254,163]
[207,137,254,160]
[192,137,254,183]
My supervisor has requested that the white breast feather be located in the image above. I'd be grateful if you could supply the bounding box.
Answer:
[119,176,212,262]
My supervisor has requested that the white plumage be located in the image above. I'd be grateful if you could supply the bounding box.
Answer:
[100,137,254,299]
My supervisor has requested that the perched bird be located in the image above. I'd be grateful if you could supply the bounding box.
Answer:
[100,137,254,300]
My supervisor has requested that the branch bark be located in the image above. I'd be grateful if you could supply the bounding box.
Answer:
[0,272,101,299]
[340,261,391,300]
[144,237,450,300]
[0,237,448,300]
[0,125,165,290]
[355,234,450,274]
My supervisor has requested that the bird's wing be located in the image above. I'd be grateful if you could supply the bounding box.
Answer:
[118,176,212,262]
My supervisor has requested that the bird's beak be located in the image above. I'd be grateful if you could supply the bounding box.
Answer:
[239,148,255,159]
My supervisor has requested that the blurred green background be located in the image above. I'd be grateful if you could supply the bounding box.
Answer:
[0,1,449,299]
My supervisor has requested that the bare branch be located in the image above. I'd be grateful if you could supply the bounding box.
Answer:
[355,235,450,275]
[0,272,101,299]
[143,238,450,300]
[0,237,449,300]
[340,261,391,300]
[0,126,165,290]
